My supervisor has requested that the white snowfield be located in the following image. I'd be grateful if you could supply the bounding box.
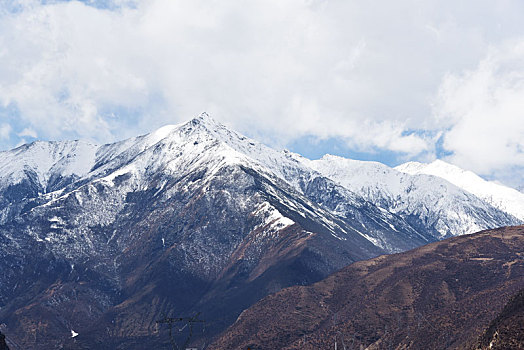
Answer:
[0,112,521,240]
[396,160,524,221]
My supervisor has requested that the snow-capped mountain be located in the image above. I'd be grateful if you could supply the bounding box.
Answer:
[0,114,429,254]
[308,155,520,238]
[396,159,524,221]
[0,113,520,349]
[0,114,419,349]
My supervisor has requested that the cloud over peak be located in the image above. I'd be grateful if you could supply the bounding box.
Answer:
[0,0,524,186]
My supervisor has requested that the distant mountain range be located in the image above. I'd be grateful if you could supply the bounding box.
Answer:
[306,154,522,239]
[0,113,522,349]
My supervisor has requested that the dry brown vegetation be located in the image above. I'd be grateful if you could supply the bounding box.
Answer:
[212,226,524,350]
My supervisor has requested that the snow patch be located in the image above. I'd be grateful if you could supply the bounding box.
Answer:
[254,202,295,232]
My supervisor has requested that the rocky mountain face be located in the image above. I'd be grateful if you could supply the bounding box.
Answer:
[212,225,524,350]
[0,332,9,350]
[0,114,522,349]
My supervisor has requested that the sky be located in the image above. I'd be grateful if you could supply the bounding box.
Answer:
[0,0,523,188]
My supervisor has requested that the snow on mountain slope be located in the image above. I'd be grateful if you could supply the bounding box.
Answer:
[24,114,423,254]
[16,114,361,222]
[48,113,318,198]
[309,155,520,238]
[0,140,99,224]
[0,114,364,223]
[396,160,524,221]
[0,140,97,192]
[157,113,318,194]
[0,114,298,201]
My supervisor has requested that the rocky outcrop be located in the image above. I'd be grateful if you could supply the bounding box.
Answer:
[0,332,9,350]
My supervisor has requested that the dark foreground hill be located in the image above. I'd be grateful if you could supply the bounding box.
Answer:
[473,288,524,350]
[212,225,524,350]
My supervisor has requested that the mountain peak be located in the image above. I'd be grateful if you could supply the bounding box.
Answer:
[138,113,226,151]
[176,112,232,139]
[189,111,221,128]
[196,111,212,120]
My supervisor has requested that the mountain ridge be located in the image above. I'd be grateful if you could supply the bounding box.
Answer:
[308,154,520,239]
[396,159,524,221]
[1,113,520,240]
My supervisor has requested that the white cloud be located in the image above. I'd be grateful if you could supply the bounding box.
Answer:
[17,127,37,138]
[434,41,524,184]
[0,0,524,184]
[0,124,12,140]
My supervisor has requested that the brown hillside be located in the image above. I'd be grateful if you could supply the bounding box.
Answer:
[212,225,524,350]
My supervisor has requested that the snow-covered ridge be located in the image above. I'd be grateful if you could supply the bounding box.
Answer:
[0,140,97,191]
[309,154,521,238]
[76,113,321,199]
[0,113,324,218]
[396,160,524,221]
